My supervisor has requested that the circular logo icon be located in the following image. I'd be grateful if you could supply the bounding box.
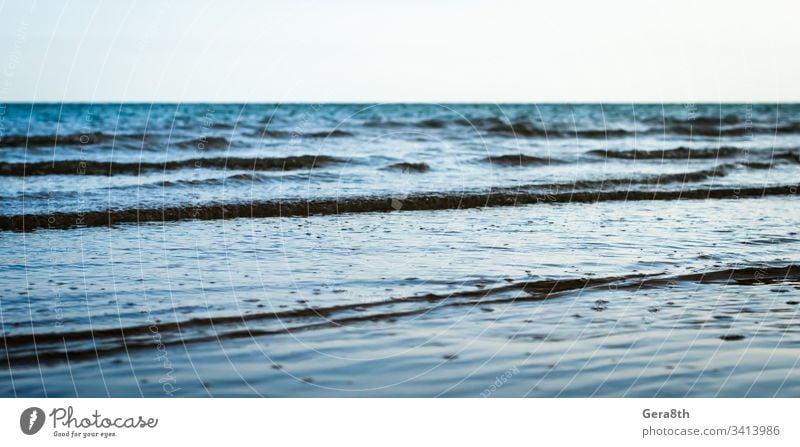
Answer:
[20,407,45,435]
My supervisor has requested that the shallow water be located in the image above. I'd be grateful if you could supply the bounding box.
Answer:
[1,104,799,396]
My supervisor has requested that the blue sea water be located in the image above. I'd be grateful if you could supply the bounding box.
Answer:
[1,103,799,396]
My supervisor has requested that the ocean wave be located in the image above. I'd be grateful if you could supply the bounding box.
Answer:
[663,124,749,137]
[658,122,800,137]
[255,129,354,138]
[560,165,732,189]
[363,119,406,128]
[453,117,507,128]
[356,115,800,139]
[2,182,796,231]
[0,132,150,148]
[587,147,742,159]
[175,136,230,150]
[363,117,506,129]
[417,119,447,129]
[364,117,631,138]
[155,171,340,187]
[642,115,742,126]
[0,155,341,176]
[385,162,430,173]
[483,154,564,166]
[0,132,109,147]
[588,147,800,163]
[3,263,796,366]
[158,173,269,187]
[774,151,800,164]
[484,121,549,137]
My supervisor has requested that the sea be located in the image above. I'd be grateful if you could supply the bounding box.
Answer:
[1,103,799,396]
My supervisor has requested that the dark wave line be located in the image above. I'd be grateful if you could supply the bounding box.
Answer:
[0,272,659,348]
[0,164,733,203]
[593,151,800,170]
[489,123,800,139]
[588,147,800,162]
[0,155,340,176]
[254,129,354,139]
[642,115,743,126]
[0,129,354,148]
[4,121,800,150]
[174,136,229,150]
[2,264,796,365]
[365,117,630,138]
[664,123,800,137]
[363,117,506,129]
[588,147,743,160]
[1,182,796,232]
[159,173,268,187]
[483,154,564,166]
[483,121,630,138]
[361,116,800,139]
[4,148,795,178]
[0,128,354,149]
[385,162,430,173]
[556,164,732,189]
[148,164,734,193]
[155,171,341,188]
[0,132,150,148]
[0,132,111,148]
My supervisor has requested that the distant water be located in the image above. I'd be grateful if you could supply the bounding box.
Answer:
[1,104,799,396]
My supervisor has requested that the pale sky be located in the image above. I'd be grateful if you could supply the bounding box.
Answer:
[1,0,798,103]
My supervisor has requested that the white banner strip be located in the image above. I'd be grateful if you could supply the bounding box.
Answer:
[2,398,798,446]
